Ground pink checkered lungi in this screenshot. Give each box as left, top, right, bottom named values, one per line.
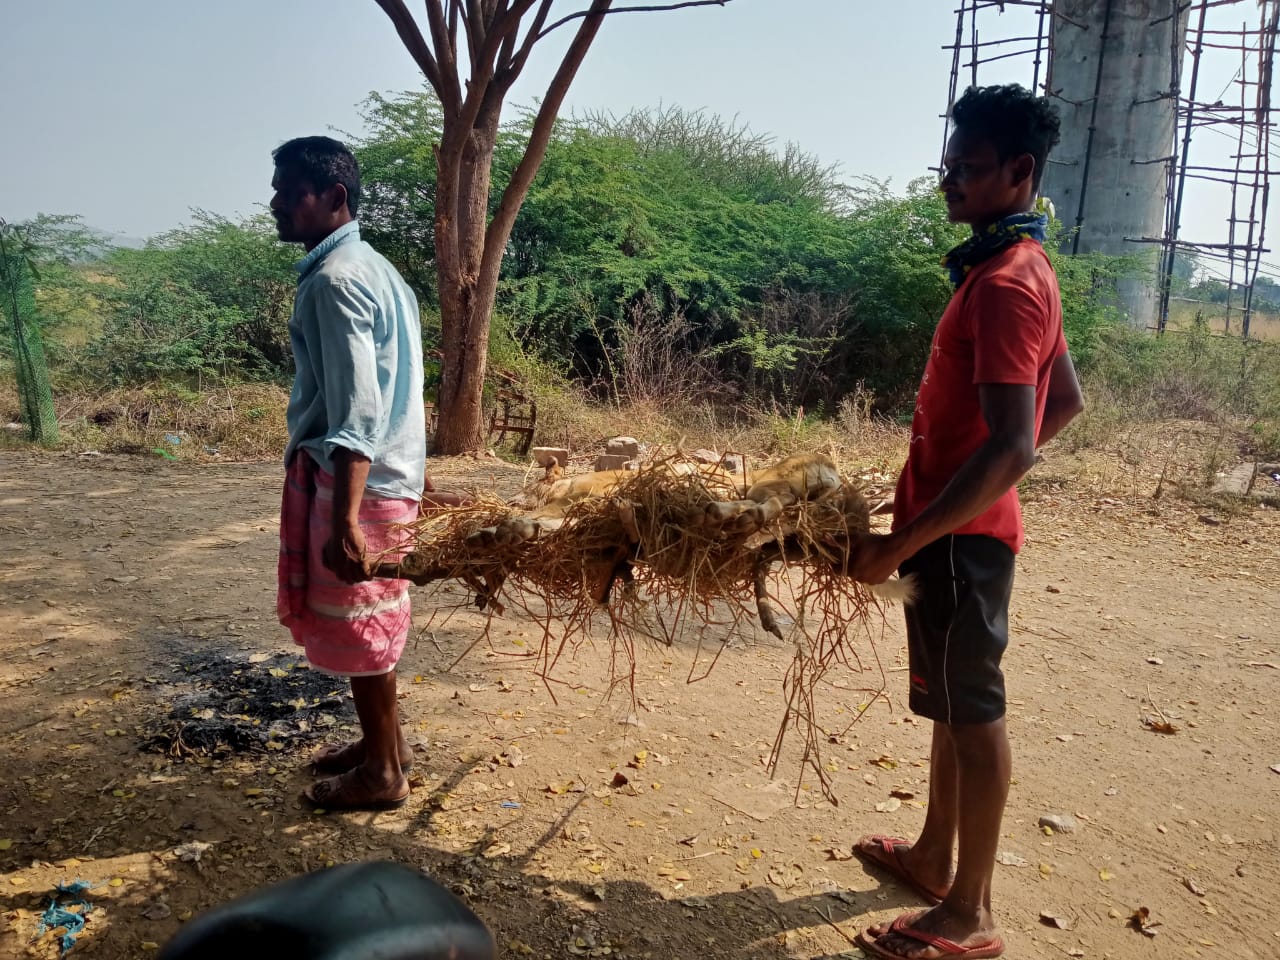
left=277, top=452, right=419, bottom=677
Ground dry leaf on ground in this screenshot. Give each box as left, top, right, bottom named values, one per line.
left=1128, top=906, right=1161, bottom=937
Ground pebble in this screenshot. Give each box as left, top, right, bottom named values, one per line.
left=1038, top=813, right=1079, bottom=835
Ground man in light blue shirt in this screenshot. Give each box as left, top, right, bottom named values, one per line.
left=283, top=214, right=425, bottom=502
left=271, top=136, right=424, bottom=812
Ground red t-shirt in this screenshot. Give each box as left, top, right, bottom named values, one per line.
left=892, top=239, right=1068, bottom=554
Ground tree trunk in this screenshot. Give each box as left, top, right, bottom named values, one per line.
left=433, top=109, right=500, bottom=454
left=372, top=0, right=624, bottom=454
left=431, top=5, right=612, bottom=453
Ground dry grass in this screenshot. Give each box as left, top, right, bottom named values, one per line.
left=0, top=372, right=1261, bottom=509
left=1040, top=414, right=1263, bottom=505
left=1166, top=301, right=1280, bottom=340
left=1, top=370, right=910, bottom=472
left=526, top=382, right=910, bottom=481
left=0, top=355, right=1263, bottom=509
left=384, top=454, right=891, bottom=800
left=0, top=380, right=290, bottom=462
left=3, top=371, right=1269, bottom=795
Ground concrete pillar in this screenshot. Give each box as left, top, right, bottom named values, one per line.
left=1041, top=0, right=1188, bottom=328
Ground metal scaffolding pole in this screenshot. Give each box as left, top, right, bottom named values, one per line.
left=1239, top=0, right=1279, bottom=337
left=1157, top=0, right=1210, bottom=333
left=939, top=1, right=1278, bottom=340
left=939, top=1, right=1055, bottom=167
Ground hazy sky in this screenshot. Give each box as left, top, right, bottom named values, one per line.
left=2, top=0, right=1272, bottom=279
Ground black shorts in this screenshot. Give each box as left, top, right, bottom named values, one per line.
left=899, top=534, right=1015, bottom=725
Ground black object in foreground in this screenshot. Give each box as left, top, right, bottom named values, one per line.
left=158, top=861, right=495, bottom=960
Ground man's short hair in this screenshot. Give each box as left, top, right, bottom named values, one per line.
left=951, top=85, right=1061, bottom=191
left=272, top=136, right=361, bottom=216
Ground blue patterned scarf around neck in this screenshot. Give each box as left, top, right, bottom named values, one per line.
left=942, top=212, right=1049, bottom=289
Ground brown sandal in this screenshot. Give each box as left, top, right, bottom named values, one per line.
left=302, top=768, right=410, bottom=812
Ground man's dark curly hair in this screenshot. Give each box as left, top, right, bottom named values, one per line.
left=951, top=84, right=1061, bottom=191
left=272, top=136, right=361, bottom=217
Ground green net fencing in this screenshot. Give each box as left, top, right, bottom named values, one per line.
left=1, top=250, right=59, bottom=443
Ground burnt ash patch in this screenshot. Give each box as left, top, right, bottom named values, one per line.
left=141, top=649, right=354, bottom=759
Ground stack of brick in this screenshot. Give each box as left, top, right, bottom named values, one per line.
left=690, top=448, right=745, bottom=474
left=595, top=436, right=640, bottom=472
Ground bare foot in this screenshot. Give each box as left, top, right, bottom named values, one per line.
left=303, top=765, right=410, bottom=812
left=311, top=738, right=414, bottom=774
left=858, top=906, right=1003, bottom=960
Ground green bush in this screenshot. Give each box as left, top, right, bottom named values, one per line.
left=84, top=274, right=252, bottom=383
left=50, top=213, right=299, bottom=387
left=1045, top=240, right=1135, bottom=369
left=35, top=87, right=1272, bottom=470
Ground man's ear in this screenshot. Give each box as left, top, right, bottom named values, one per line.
left=1010, top=153, right=1036, bottom=191
left=324, top=183, right=349, bottom=216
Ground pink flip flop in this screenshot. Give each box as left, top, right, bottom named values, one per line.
left=853, top=834, right=951, bottom=904
left=855, top=912, right=1004, bottom=960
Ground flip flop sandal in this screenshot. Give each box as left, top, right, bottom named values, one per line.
left=883, top=913, right=1004, bottom=959
left=854, top=834, right=950, bottom=904
left=855, top=913, right=1004, bottom=960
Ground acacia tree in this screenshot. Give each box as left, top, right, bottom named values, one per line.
left=372, top=0, right=733, bottom=453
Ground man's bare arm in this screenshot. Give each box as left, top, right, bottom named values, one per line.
left=846, top=383, right=1037, bottom=583
left=890, top=382, right=1038, bottom=558
left=325, top=447, right=373, bottom=583
left=1036, top=350, right=1085, bottom=448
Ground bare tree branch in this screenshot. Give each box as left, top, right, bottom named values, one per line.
left=475, top=0, right=610, bottom=311
left=371, top=0, right=445, bottom=93
left=425, top=0, right=463, bottom=108
left=493, top=0, right=528, bottom=75
left=495, top=21, right=519, bottom=73
left=448, top=0, right=461, bottom=53
left=472, top=0, right=538, bottom=79
left=501, top=0, right=554, bottom=88
left=466, top=0, right=487, bottom=62
left=536, top=0, right=731, bottom=41
left=461, top=1, right=509, bottom=75
left=450, top=0, right=540, bottom=144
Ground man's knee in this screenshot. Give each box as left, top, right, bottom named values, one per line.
left=942, top=717, right=1008, bottom=762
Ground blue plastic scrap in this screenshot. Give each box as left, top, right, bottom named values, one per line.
left=35, top=880, right=95, bottom=956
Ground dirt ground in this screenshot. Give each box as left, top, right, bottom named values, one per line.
left=1, top=447, right=1277, bottom=960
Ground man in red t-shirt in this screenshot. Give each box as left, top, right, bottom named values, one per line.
left=848, top=85, right=1085, bottom=960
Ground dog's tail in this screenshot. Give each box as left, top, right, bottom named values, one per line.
left=868, top=572, right=917, bottom=605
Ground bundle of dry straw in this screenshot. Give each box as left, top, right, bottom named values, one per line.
left=376, top=454, right=894, bottom=799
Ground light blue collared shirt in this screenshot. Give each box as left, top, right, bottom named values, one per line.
left=284, top=221, right=426, bottom=500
